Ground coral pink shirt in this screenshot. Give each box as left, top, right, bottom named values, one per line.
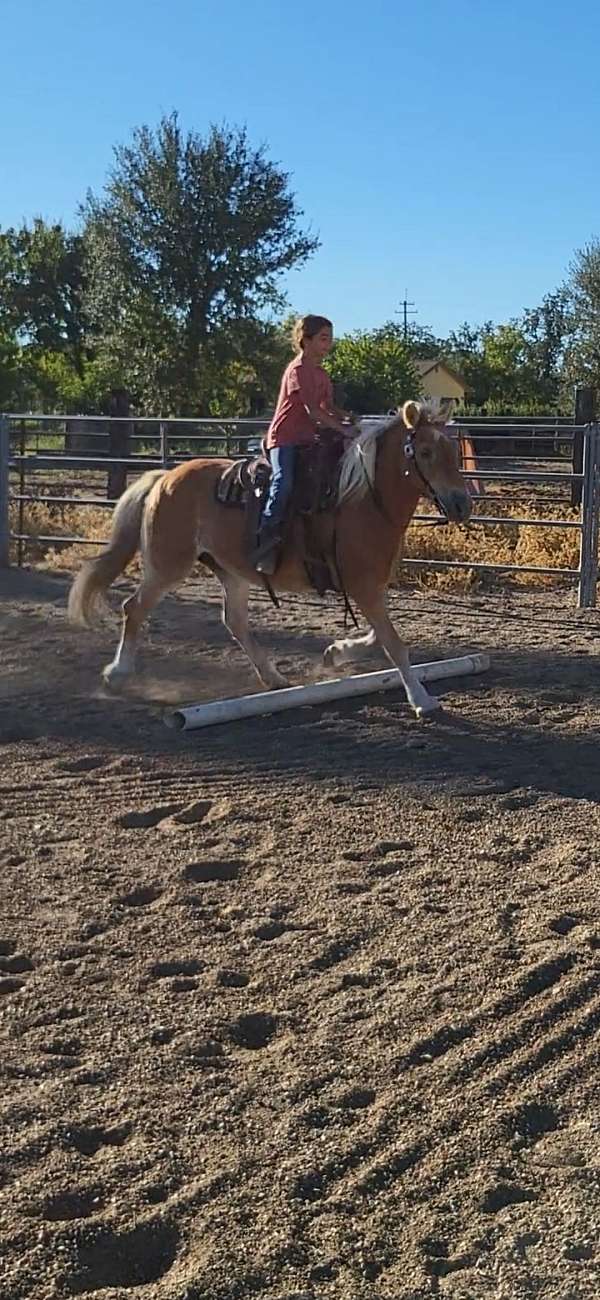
left=267, top=354, right=334, bottom=448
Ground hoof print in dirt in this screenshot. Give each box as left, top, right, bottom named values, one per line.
left=117, top=884, right=163, bottom=908
left=564, top=1243, right=595, bottom=1261
left=548, top=913, right=580, bottom=937
left=216, top=968, right=250, bottom=988
left=39, top=1187, right=103, bottom=1222
left=339, top=1087, right=376, bottom=1110
left=63, top=1218, right=179, bottom=1292
left=43, top=1038, right=82, bottom=1059
left=0, top=977, right=26, bottom=995
left=230, top=1011, right=277, bottom=1050
left=58, top=756, right=107, bottom=773
left=482, top=1182, right=536, bottom=1214
left=117, top=804, right=182, bottom=829
left=65, top=1122, right=132, bottom=1158
left=507, top=1100, right=559, bottom=1142
left=253, top=921, right=287, bottom=941
left=375, top=839, right=414, bottom=855
left=184, top=861, right=241, bottom=884
left=339, top=971, right=374, bottom=990
left=368, top=860, right=405, bottom=879
left=171, top=799, right=214, bottom=824
left=0, top=953, right=34, bottom=974
left=150, top=959, right=204, bottom=979
left=310, top=935, right=363, bottom=972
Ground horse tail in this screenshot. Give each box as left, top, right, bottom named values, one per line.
left=68, top=469, right=165, bottom=627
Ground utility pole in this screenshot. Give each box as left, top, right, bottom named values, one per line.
left=397, top=290, right=417, bottom=341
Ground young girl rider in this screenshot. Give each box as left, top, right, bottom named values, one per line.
left=255, top=314, right=354, bottom=573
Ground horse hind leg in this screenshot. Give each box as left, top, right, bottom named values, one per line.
left=103, top=570, right=171, bottom=687
left=220, top=572, right=288, bottom=691
left=103, top=535, right=196, bottom=687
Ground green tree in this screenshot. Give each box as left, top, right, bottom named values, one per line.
left=81, top=114, right=318, bottom=413
left=326, top=327, right=421, bottom=413
left=483, top=322, right=534, bottom=409
left=444, top=322, right=494, bottom=409
left=563, top=241, right=600, bottom=392
left=0, top=218, right=94, bottom=411
left=0, top=219, right=87, bottom=369
left=520, top=291, right=571, bottom=409
left=443, top=304, right=571, bottom=415
left=0, top=331, right=23, bottom=408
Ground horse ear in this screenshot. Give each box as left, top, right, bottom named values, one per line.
left=402, top=400, right=421, bottom=429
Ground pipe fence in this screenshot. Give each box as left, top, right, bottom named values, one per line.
left=1, top=412, right=598, bottom=607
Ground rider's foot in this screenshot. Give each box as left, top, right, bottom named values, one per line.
left=255, top=553, right=277, bottom=575
left=254, top=522, right=281, bottom=575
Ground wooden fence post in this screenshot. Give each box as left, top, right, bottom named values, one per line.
left=577, top=422, right=600, bottom=607
left=107, top=389, right=132, bottom=500
left=572, top=386, right=596, bottom=508
left=0, top=415, right=9, bottom=567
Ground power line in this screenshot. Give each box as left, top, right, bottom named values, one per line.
left=396, top=290, right=417, bottom=341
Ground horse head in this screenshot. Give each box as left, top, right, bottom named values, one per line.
left=401, top=399, right=472, bottom=525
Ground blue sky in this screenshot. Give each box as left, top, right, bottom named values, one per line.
left=2, top=0, right=600, bottom=338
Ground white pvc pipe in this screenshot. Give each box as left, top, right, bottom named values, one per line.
left=164, top=653, right=490, bottom=732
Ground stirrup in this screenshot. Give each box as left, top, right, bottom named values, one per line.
left=255, top=542, right=279, bottom=575
left=254, top=524, right=281, bottom=576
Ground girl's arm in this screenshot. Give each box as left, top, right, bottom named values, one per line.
left=302, top=401, right=347, bottom=435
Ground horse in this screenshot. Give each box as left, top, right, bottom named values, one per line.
left=68, top=399, right=472, bottom=718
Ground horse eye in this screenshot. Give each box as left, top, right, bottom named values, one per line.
left=420, top=446, right=432, bottom=460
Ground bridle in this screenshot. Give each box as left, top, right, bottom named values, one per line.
left=403, top=429, right=450, bottom=526
left=357, top=419, right=453, bottom=527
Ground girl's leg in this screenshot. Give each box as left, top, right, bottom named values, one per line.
left=256, top=445, right=297, bottom=573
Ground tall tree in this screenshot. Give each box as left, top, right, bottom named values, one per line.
left=0, top=219, right=86, bottom=370
left=520, top=290, right=571, bottom=408
left=563, top=241, right=600, bottom=392
left=81, top=115, right=319, bottom=413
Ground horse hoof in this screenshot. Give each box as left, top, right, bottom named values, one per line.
left=415, top=699, right=442, bottom=721
left=103, top=663, right=130, bottom=689
left=265, top=673, right=289, bottom=691
left=323, top=645, right=340, bottom=668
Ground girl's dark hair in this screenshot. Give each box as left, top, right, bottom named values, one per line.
left=292, top=314, right=333, bottom=352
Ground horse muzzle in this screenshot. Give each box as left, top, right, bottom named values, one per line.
left=441, top=489, right=472, bottom=524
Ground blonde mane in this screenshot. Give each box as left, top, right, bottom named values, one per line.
left=337, top=413, right=400, bottom=505
left=337, top=399, right=453, bottom=507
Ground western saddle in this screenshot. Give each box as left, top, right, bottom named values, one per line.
left=214, top=434, right=346, bottom=596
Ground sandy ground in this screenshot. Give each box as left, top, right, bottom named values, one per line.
left=1, top=565, right=600, bottom=1300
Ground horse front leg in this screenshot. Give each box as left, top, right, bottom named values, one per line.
left=356, top=592, right=441, bottom=719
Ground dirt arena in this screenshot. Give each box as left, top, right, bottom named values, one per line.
left=1, top=566, right=600, bottom=1300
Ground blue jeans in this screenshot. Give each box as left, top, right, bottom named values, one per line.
left=261, top=445, right=297, bottom=529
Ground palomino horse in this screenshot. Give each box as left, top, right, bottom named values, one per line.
left=68, top=400, right=472, bottom=718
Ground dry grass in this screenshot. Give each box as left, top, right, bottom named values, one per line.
left=10, top=491, right=581, bottom=594
left=9, top=500, right=111, bottom=571
left=401, top=496, right=580, bottom=591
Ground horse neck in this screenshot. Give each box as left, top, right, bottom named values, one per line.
left=375, top=428, right=421, bottom=530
